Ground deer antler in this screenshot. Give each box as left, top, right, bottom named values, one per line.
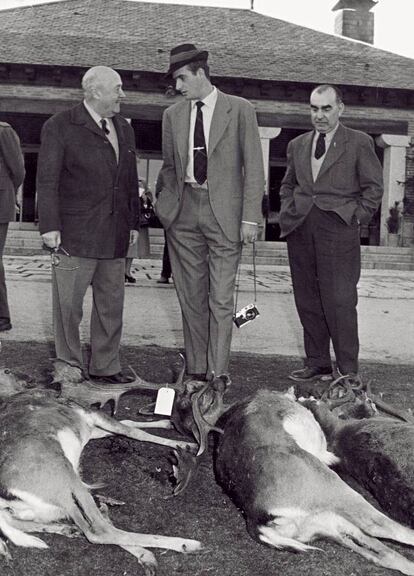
left=320, top=376, right=355, bottom=409
left=190, top=382, right=225, bottom=456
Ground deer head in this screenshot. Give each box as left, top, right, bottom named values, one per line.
left=170, top=372, right=231, bottom=496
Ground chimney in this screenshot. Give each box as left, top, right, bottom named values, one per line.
left=332, top=0, right=378, bottom=45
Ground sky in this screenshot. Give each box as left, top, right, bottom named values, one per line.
left=0, top=0, right=413, bottom=59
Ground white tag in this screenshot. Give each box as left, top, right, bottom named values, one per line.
left=154, top=387, right=175, bottom=416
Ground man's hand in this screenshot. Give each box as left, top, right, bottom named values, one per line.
left=130, top=230, right=139, bottom=245
left=241, top=222, right=258, bottom=244
left=42, top=231, right=61, bottom=249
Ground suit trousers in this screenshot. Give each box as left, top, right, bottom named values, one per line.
left=166, top=184, right=242, bottom=377
left=286, top=205, right=361, bottom=374
left=52, top=255, right=125, bottom=376
left=0, top=223, right=10, bottom=319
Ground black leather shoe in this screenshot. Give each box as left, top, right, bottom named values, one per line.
left=185, top=373, right=207, bottom=381
left=125, top=274, right=136, bottom=284
left=90, top=372, right=135, bottom=384
left=0, top=319, right=12, bottom=332
left=288, top=366, right=332, bottom=382
left=156, top=276, right=169, bottom=284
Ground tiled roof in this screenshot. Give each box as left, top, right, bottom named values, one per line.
left=0, top=0, right=413, bottom=90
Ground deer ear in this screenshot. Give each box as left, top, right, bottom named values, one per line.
left=285, top=386, right=297, bottom=401
left=212, top=374, right=231, bottom=392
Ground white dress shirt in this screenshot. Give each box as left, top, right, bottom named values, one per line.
left=83, top=100, right=119, bottom=162
left=185, top=86, right=218, bottom=188
left=311, top=124, right=339, bottom=182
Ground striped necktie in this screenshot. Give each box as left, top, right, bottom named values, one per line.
left=100, top=118, right=110, bottom=135
left=193, top=101, right=207, bottom=185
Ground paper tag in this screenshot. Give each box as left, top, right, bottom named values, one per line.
left=154, top=387, right=176, bottom=416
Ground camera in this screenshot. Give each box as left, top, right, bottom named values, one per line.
left=233, top=303, right=260, bottom=328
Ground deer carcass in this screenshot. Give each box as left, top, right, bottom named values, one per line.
left=51, top=359, right=175, bottom=415
left=302, top=393, right=414, bottom=529
left=174, top=383, right=414, bottom=574
left=0, top=376, right=200, bottom=575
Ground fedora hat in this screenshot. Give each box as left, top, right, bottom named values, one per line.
left=165, top=43, right=208, bottom=77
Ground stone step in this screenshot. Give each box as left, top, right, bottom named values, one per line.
left=4, top=229, right=414, bottom=270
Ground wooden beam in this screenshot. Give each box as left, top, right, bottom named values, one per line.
left=0, top=84, right=409, bottom=135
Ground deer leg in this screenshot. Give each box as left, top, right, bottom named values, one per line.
left=87, top=410, right=196, bottom=450
left=5, top=517, right=81, bottom=538
left=67, top=478, right=202, bottom=558
left=120, top=419, right=174, bottom=430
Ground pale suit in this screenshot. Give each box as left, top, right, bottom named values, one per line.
left=156, top=89, right=264, bottom=377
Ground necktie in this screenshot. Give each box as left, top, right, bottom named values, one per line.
left=193, top=101, right=207, bottom=185
left=100, top=118, right=110, bottom=136
left=314, top=132, right=326, bottom=160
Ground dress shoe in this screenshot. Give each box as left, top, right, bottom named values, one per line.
left=288, top=366, right=332, bottom=382
left=0, top=319, right=12, bottom=332
left=90, top=372, right=135, bottom=384
left=185, top=372, right=207, bottom=381
left=156, top=276, right=169, bottom=284
left=125, top=274, right=136, bottom=284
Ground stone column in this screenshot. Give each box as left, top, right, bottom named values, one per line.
left=258, top=127, right=281, bottom=240
left=376, top=134, right=411, bottom=246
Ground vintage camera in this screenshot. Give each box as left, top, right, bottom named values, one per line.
left=233, top=303, right=260, bottom=328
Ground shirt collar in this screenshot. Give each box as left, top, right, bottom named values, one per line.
left=315, top=122, right=339, bottom=145
left=192, top=86, right=218, bottom=110
left=83, top=99, right=106, bottom=127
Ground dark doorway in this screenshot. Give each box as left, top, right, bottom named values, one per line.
left=22, top=152, right=38, bottom=222
left=265, top=165, right=286, bottom=241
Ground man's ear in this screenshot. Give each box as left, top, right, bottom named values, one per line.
left=338, top=102, right=345, bottom=117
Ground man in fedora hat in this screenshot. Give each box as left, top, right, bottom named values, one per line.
left=155, top=43, right=264, bottom=380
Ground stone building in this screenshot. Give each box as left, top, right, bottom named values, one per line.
left=0, top=0, right=413, bottom=248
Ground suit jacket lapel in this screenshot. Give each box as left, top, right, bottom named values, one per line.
left=298, top=131, right=314, bottom=185
left=208, top=91, right=231, bottom=157
left=112, top=115, right=126, bottom=168
left=71, top=102, right=106, bottom=140
left=317, top=123, right=347, bottom=180
left=174, top=101, right=191, bottom=178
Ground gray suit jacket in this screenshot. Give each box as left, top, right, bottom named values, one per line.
left=0, top=122, right=25, bottom=224
left=279, top=123, right=384, bottom=238
left=155, top=90, right=265, bottom=242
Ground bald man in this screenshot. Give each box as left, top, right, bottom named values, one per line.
left=37, top=66, right=139, bottom=383
left=279, top=84, right=383, bottom=386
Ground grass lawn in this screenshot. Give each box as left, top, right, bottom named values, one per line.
left=0, top=340, right=413, bottom=576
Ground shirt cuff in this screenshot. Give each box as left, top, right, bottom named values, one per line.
left=242, top=221, right=258, bottom=225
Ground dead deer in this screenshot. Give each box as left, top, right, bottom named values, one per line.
left=301, top=390, right=414, bottom=530
left=0, top=372, right=200, bottom=574
left=173, top=382, right=414, bottom=574
left=51, top=359, right=175, bottom=415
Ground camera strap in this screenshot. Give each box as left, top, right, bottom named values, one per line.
left=233, top=241, right=257, bottom=316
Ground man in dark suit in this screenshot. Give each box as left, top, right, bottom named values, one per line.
left=0, top=122, right=25, bottom=331
left=156, top=44, right=264, bottom=380
left=279, top=84, right=383, bottom=385
left=37, top=66, right=139, bottom=383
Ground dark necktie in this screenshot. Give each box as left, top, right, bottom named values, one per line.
left=193, top=101, right=207, bottom=185
left=314, top=132, right=326, bottom=160
left=100, top=118, right=110, bottom=136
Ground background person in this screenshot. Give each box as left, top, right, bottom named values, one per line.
left=125, top=178, right=151, bottom=283
left=279, top=84, right=383, bottom=386
left=0, top=122, right=25, bottom=332
left=37, top=65, right=139, bottom=384
left=155, top=43, right=264, bottom=380
left=156, top=231, right=172, bottom=284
